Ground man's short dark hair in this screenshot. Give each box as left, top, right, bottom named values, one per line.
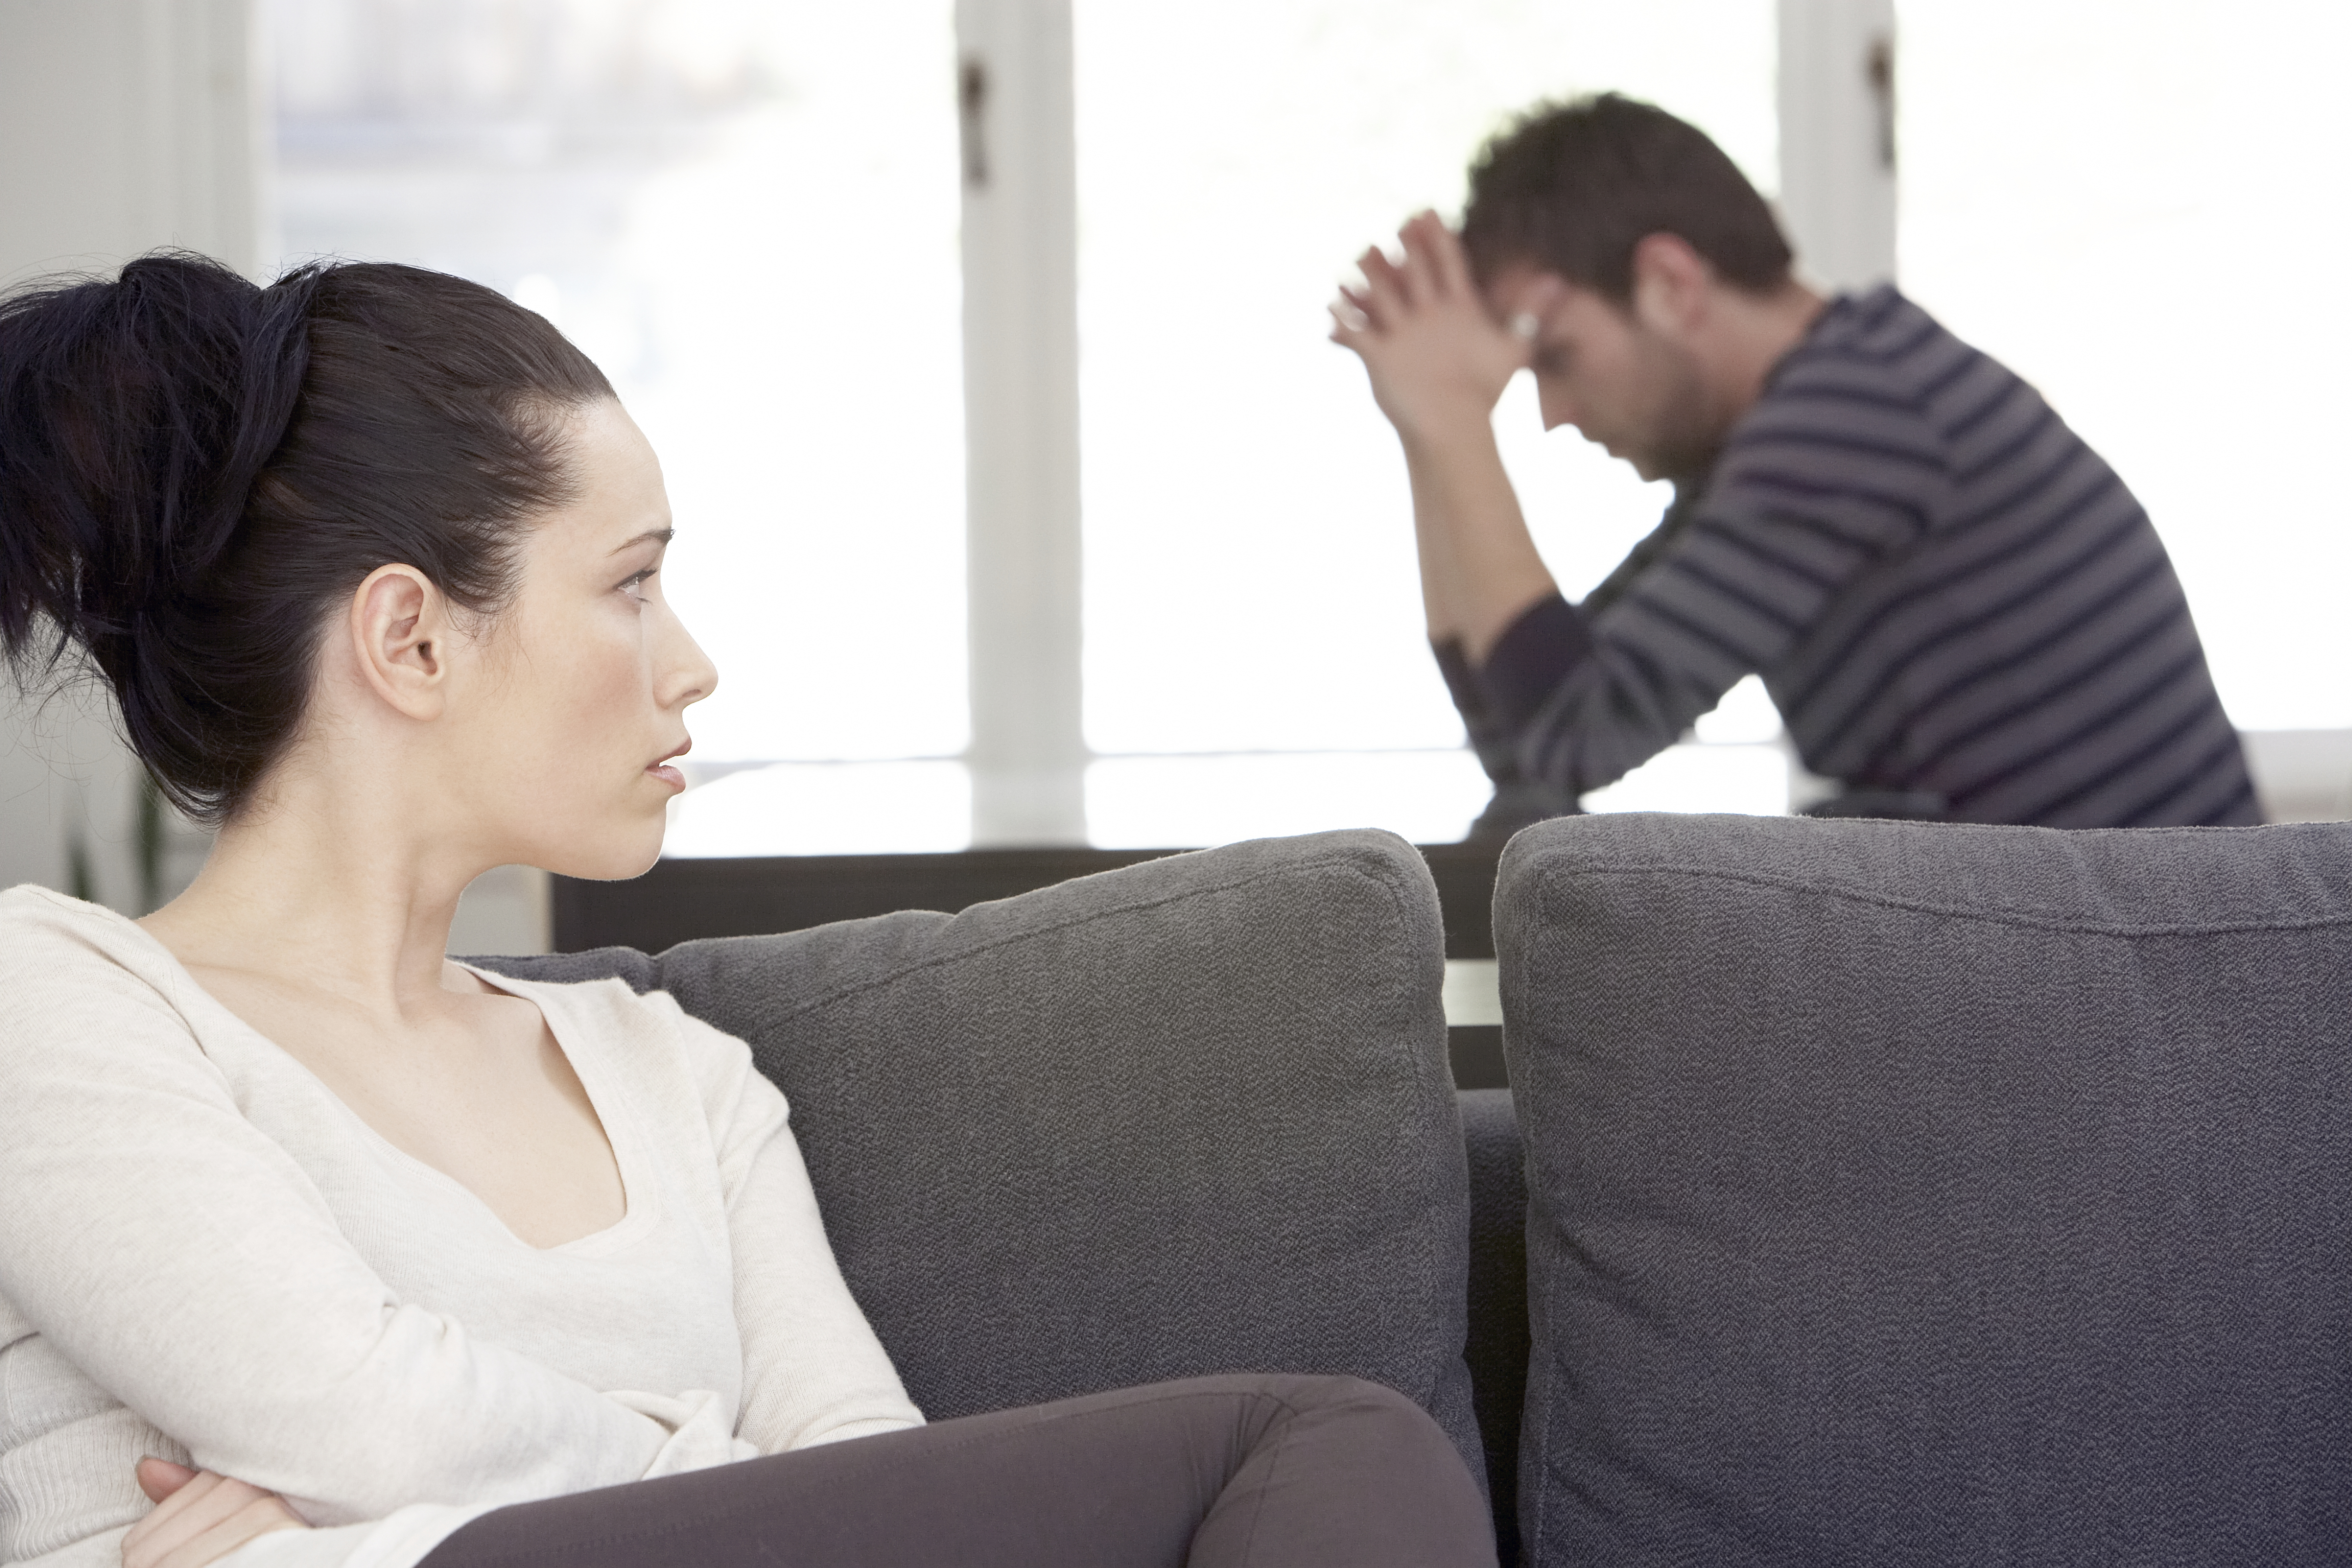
left=1461, top=93, right=1793, bottom=303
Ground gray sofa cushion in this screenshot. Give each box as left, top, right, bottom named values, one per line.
left=479, top=828, right=1482, bottom=1482
left=1496, top=813, right=2352, bottom=1567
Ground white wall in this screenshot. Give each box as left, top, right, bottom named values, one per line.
left=0, top=0, right=265, bottom=912
left=0, top=0, right=265, bottom=288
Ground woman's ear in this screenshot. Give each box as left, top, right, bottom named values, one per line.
left=347, top=564, right=455, bottom=720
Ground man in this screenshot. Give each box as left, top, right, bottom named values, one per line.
left=1331, top=94, right=2258, bottom=829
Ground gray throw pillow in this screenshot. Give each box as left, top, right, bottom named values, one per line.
left=481, top=828, right=1482, bottom=1482
left=1497, top=813, right=2352, bottom=1566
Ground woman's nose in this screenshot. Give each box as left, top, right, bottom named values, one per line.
left=659, top=610, right=719, bottom=709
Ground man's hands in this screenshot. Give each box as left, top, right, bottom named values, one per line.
left=1329, top=211, right=1531, bottom=445
left=125, top=1458, right=309, bottom=1568
left=1330, top=210, right=1561, bottom=657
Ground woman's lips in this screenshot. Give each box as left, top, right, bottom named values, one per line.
left=648, top=739, right=691, bottom=791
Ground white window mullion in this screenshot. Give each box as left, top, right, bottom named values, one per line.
left=955, top=0, right=1088, bottom=846
left=1776, top=0, right=1898, bottom=293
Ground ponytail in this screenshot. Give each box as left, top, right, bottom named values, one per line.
left=0, top=252, right=612, bottom=823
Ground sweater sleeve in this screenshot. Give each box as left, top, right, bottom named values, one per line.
left=0, top=918, right=746, bottom=1535
left=654, top=997, right=923, bottom=1452
left=1481, top=371, right=1950, bottom=795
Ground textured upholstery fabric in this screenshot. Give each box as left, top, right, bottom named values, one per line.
left=1460, top=1089, right=1529, bottom=1566
left=1497, top=813, right=2352, bottom=1567
left=479, top=829, right=1484, bottom=1483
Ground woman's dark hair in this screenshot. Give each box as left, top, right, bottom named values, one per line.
left=1461, top=93, right=1794, bottom=302
left=0, top=253, right=613, bottom=825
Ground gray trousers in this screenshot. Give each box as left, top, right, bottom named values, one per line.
left=422, top=1374, right=1496, bottom=1568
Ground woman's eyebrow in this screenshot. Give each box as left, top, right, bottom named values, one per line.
left=607, top=527, right=675, bottom=556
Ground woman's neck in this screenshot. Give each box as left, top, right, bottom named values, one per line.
left=139, top=762, right=496, bottom=1022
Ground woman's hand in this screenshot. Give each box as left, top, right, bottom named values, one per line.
left=124, top=1458, right=309, bottom=1568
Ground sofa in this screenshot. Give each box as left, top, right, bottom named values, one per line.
left=477, top=829, right=1504, bottom=1518
left=485, top=812, right=2352, bottom=1565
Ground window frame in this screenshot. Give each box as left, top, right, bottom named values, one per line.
left=952, top=0, right=1897, bottom=844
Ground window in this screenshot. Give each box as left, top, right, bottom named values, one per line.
left=1072, top=0, right=1778, bottom=757
left=1064, top=0, right=1787, bottom=842
left=1896, top=0, right=2352, bottom=732
left=271, top=0, right=968, bottom=767
left=267, top=2, right=1883, bottom=855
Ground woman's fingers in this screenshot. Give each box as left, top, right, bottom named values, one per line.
left=124, top=1470, right=230, bottom=1568
left=145, top=1495, right=306, bottom=1568
left=123, top=1471, right=304, bottom=1568
left=135, top=1458, right=199, bottom=1505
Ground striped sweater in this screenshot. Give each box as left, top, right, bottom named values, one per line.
left=1447, top=285, right=2260, bottom=827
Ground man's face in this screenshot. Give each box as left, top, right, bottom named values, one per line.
left=1487, top=264, right=1721, bottom=484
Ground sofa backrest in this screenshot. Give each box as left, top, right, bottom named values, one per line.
left=1497, top=813, right=2352, bottom=1566
left=480, top=828, right=1484, bottom=1483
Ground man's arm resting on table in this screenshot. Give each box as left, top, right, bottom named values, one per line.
left=1471, top=592, right=1592, bottom=730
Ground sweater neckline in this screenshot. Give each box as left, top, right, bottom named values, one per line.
left=18, top=886, right=659, bottom=1258
left=449, top=964, right=661, bottom=1258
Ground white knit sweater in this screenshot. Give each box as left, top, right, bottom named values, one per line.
left=0, top=886, right=922, bottom=1568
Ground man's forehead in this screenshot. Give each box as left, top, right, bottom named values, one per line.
left=1483, top=262, right=1594, bottom=321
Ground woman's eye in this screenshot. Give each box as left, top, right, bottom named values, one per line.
left=619, top=569, right=656, bottom=599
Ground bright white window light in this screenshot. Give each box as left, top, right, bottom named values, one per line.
left=270, top=0, right=968, bottom=765
left=1072, top=0, right=1775, bottom=758
left=1582, top=744, right=1791, bottom=817
left=1897, top=0, right=2352, bottom=730
left=1692, top=673, right=1784, bottom=745
left=1085, top=751, right=1495, bottom=849
left=510, top=272, right=563, bottom=325
left=663, top=761, right=972, bottom=857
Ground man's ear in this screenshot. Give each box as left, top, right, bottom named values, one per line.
left=348, top=564, right=454, bottom=721
left=1627, top=232, right=1715, bottom=338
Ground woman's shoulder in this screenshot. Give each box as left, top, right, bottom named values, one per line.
left=471, top=968, right=786, bottom=1168
left=461, top=964, right=679, bottom=1035
left=463, top=966, right=764, bottom=1103
left=0, top=888, right=216, bottom=1094
left=1, top=880, right=123, bottom=928
left=0, top=884, right=167, bottom=987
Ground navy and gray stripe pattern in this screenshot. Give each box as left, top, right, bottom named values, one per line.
left=1465, top=285, right=2259, bottom=827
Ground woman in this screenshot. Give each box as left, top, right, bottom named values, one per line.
left=0, top=255, right=1493, bottom=1568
